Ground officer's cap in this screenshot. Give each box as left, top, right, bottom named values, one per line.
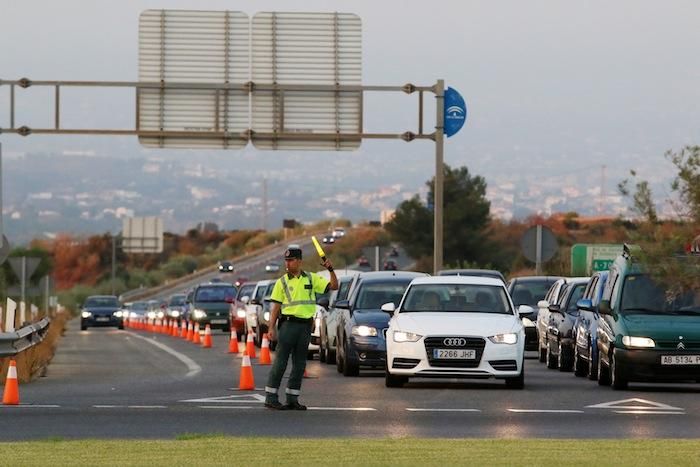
left=284, top=247, right=303, bottom=260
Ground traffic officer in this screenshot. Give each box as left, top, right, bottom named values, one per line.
left=264, top=246, right=338, bottom=410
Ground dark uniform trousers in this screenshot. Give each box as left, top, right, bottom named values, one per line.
left=265, top=318, right=312, bottom=404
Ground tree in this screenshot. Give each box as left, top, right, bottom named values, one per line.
left=666, top=145, right=700, bottom=223
left=386, top=164, right=491, bottom=267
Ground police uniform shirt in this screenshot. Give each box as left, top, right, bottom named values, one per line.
left=270, top=271, right=330, bottom=319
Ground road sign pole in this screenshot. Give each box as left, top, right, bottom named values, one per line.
left=433, top=79, right=445, bottom=274
left=535, top=225, right=543, bottom=275
left=21, top=256, right=26, bottom=311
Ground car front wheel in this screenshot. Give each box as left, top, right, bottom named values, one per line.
left=342, top=342, right=359, bottom=377
left=546, top=341, right=557, bottom=369
left=505, top=362, right=525, bottom=389
left=610, top=350, right=628, bottom=390
left=385, top=364, right=408, bottom=388
left=597, top=350, right=611, bottom=386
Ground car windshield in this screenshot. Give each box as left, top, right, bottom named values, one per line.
left=402, top=284, right=513, bottom=315
left=620, top=274, right=700, bottom=314
left=85, top=297, right=119, bottom=307
left=565, top=283, right=587, bottom=312
left=510, top=279, right=557, bottom=306
left=168, top=295, right=186, bottom=306
left=355, top=280, right=412, bottom=310
left=195, top=286, right=237, bottom=302
left=238, top=285, right=255, bottom=300
left=130, top=301, right=149, bottom=311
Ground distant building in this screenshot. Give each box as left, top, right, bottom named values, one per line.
left=380, top=209, right=395, bottom=225
left=196, top=222, right=219, bottom=233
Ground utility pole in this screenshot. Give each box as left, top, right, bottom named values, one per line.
left=433, top=79, right=445, bottom=274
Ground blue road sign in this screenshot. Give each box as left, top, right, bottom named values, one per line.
left=444, top=87, right=467, bottom=137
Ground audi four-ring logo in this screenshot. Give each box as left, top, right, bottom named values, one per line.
left=443, top=337, right=467, bottom=346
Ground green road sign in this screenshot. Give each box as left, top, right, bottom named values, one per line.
left=571, top=244, right=623, bottom=275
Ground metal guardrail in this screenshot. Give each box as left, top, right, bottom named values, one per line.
left=0, top=318, right=51, bottom=357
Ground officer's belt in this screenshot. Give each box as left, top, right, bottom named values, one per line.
left=280, top=314, right=312, bottom=323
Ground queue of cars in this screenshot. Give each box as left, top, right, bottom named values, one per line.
left=88, top=239, right=700, bottom=393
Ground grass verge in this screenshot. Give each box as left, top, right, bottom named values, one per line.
left=0, top=438, right=698, bottom=466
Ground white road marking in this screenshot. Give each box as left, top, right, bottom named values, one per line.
left=307, top=407, right=376, bottom=411
left=406, top=408, right=481, bottom=412
left=614, top=410, right=685, bottom=415
left=93, top=405, right=123, bottom=408
left=126, top=331, right=202, bottom=378
left=586, top=397, right=683, bottom=411
left=199, top=406, right=260, bottom=409
left=127, top=405, right=167, bottom=409
left=180, top=394, right=265, bottom=403
left=508, top=409, right=585, bottom=413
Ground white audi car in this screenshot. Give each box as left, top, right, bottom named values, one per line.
left=383, top=276, right=526, bottom=389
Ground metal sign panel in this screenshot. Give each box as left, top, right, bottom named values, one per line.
left=521, top=225, right=558, bottom=263
left=122, top=217, right=164, bottom=253
left=138, top=10, right=250, bottom=149
left=8, top=257, right=41, bottom=282
left=251, top=12, right=362, bottom=150
left=4, top=298, right=16, bottom=332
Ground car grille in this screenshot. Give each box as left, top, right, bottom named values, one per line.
left=656, top=340, right=700, bottom=350
left=392, top=358, right=420, bottom=369
left=424, top=336, right=485, bottom=368
left=488, top=360, right=518, bottom=371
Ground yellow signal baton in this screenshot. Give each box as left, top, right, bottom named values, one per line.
left=311, top=236, right=327, bottom=261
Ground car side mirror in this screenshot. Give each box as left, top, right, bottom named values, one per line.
left=537, top=300, right=549, bottom=309
left=335, top=299, right=350, bottom=310
left=577, top=298, right=593, bottom=312
left=381, top=302, right=396, bottom=315
left=240, top=295, right=250, bottom=304
left=598, top=300, right=612, bottom=316
left=317, top=297, right=330, bottom=310
left=548, top=304, right=562, bottom=314
left=517, top=305, right=534, bottom=316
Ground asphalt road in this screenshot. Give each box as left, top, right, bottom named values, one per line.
left=4, top=325, right=700, bottom=441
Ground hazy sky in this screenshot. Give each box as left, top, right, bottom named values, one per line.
left=2, top=0, right=699, bottom=195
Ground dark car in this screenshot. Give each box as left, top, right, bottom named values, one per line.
left=507, top=275, right=563, bottom=351
left=322, top=235, right=335, bottom=244
left=81, top=295, right=123, bottom=331
left=357, top=256, right=371, bottom=268
left=218, top=260, right=235, bottom=273
left=543, top=278, right=590, bottom=370
left=572, top=271, right=608, bottom=379
left=383, top=260, right=398, bottom=271
left=165, top=293, right=187, bottom=321
left=334, top=271, right=427, bottom=376
left=187, top=282, right=237, bottom=332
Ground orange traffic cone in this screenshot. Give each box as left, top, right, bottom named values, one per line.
left=228, top=330, right=240, bottom=353
left=193, top=323, right=201, bottom=345
left=186, top=322, right=194, bottom=341
left=246, top=330, right=256, bottom=359
left=180, top=320, right=187, bottom=338
left=259, top=333, right=272, bottom=365
left=202, top=324, right=213, bottom=348
left=172, top=320, right=179, bottom=337
left=239, top=350, right=255, bottom=390
left=2, top=360, right=20, bottom=405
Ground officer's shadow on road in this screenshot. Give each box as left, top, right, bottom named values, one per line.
left=625, top=383, right=700, bottom=394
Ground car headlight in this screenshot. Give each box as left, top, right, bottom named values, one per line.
left=263, top=311, right=270, bottom=321
left=193, top=309, right=207, bottom=320
left=171, top=310, right=180, bottom=318
left=130, top=312, right=139, bottom=319
left=114, top=311, right=123, bottom=318
left=147, top=311, right=156, bottom=319
left=393, top=331, right=422, bottom=342
left=489, top=333, right=518, bottom=344
left=352, top=325, right=377, bottom=337
left=522, top=317, right=535, bottom=327
left=622, top=336, right=656, bottom=348
left=156, top=311, right=165, bottom=319
left=81, top=311, right=92, bottom=318
left=237, top=309, right=246, bottom=318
